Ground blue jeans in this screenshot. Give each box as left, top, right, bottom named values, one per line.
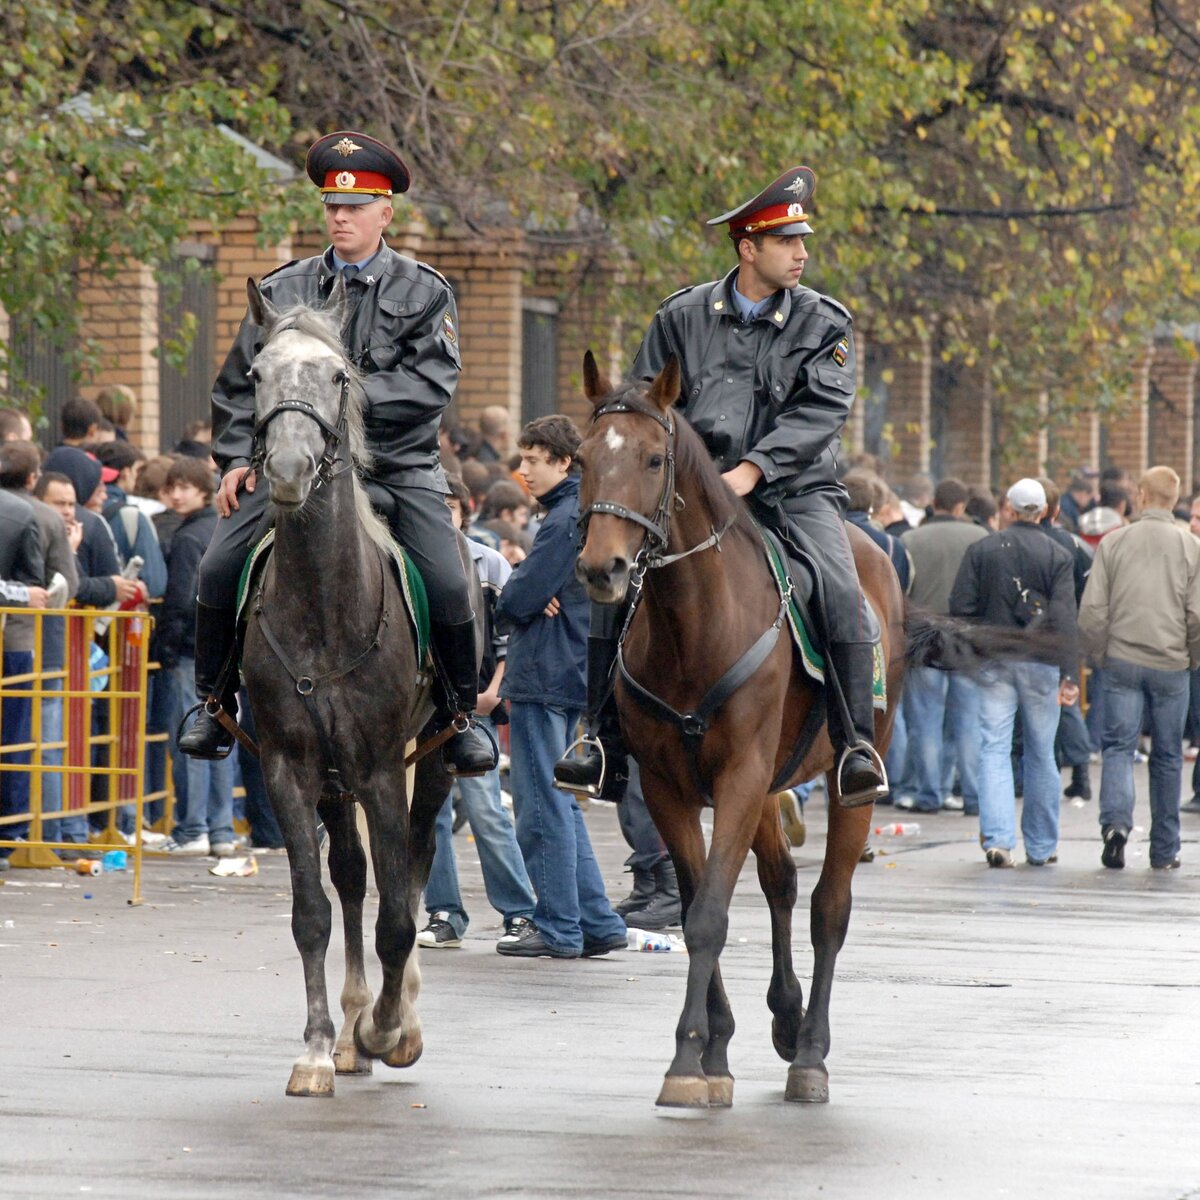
left=508, top=701, right=626, bottom=953
left=38, top=684, right=79, bottom=843
left=235, top=692, right=284, bottom=848
left=903, top=668, right=980, bottom=811
left=884, top=701, right=911, bottom=800
left=0, top=651, right=33, bottom=845
left=424, top=715, right=535, bottom=937
left=1098, top=658, right=1188, bottom=866
left=169, top=659, right=234, bottom=845
left=977, top=661, right=1062, bottom=861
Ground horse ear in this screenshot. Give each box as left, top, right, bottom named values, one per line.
left=324, top=270, right=350, bottom=330
left=646, top=356, right=681, bottom=414
left=246, top=278, right=279, bottom=333
left=582, top=350, right=612, bottom=407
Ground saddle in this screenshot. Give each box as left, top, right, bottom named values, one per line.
left=755, top=521, right=886, bottom=709
left=235, top=527, right=432, bottom=670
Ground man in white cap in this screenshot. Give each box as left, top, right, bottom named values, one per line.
left=949, top=478, right=1079, bottom=867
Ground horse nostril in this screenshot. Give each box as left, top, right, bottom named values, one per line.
left=609, top=557, right=628, bottom=579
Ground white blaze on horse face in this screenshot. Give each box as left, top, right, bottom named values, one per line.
left=605, top=426, right=626, bottom=454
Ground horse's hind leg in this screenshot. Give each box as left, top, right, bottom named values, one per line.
left=317, top=797, right=374, bottom=1076
left=270, top=774, right=337, bottom=1098
left=753, top=796, right=805, bottom=1063
left=786, top=770, right=872, bottom=1104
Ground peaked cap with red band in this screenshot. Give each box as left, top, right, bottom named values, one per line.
left=305, top=130, right=411, bottom=205
left=707, top=166, right=816, bottom=239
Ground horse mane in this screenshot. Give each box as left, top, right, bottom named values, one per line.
left=669, top=408, right=756, bottom=539
left=262, top=303, right=396, bottom=556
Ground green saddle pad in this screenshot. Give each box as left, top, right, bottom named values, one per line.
left=757, top=524, right=887, bottom=710
left=236, top=528, right=431, bottom=667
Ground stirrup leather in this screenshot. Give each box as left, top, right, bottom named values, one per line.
left=554, top=734, right=608, bottom=799
left=834, top=741, right=889, bottom=807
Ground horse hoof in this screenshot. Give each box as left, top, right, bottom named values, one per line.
left=784, top=1064, right=829, bottom=1104
left=286, top=1063, right=335, bottom=1098
left=656, top=1075, right=710, bottom=1108
left=333, top=1045, right=374, bottom=1075
left=353, top=1012, right=398, bottom=1059
left=706, top=1075, right=734, bottom=1108
left=771, top=1020, right=798, bottom=1063
left=382, top=1030, right=423, bottom=1069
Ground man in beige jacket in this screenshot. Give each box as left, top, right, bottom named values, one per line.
left=1078, top=465, right=1200, bottom=870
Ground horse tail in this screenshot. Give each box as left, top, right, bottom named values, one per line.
left=902, top=604, right=1066, bottom=676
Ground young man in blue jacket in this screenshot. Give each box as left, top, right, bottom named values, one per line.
left=495, top=416, right=626, bottom=959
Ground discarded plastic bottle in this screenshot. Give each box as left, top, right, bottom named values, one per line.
left=101, top=850, right=127, bottom=872
left=873, top=822, right=920, bottom=837
left=73, top=859, right=102, bottom=876
left=628, top=929, right=675, bottom=952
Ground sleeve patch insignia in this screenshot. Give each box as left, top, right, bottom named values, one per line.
left=831, top=337, right=849, bottom=367
left=442, top=311, right=457, bottom=343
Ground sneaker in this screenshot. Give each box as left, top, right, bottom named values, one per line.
left=495, top=923, right=578, bottom=959
left=1026, top=854, right=1058, bottom=866
left=160, top=836, right=211, bottom=856
left=942, top=794, right=965, bottom=812
left=1180, top=798, right=1200, bottom=815
left=0, top=856, right=9, bottom=872
left=581, top=932, right=627, bottom=958
left=1101, top=826, right=1127, bottom=870
left=210, top=842, right=239, bottom=858
left=417, top=913, right=463, bottom=949
left=498, top=916, right=534, bottom=946
left=1151, top=857, right=1181, bottom=871
left=894, top=794, right=919, bottom=811
left=985, top=847, right=1014, bottom=869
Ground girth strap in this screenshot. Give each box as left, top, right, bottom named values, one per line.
left=618, top=593, right=789, bottom=794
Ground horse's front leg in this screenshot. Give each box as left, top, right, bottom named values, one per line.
left=752, top=795, right=805, bottom=1064
left=354, top=781, right=415, bottom=1063
left=786, top=769, right=872, bottom=1103
left=317, top=796, right=374, bottom=1076
left=269, top=765, right=337, bottom=1098
left=650, top=776, right=756, bottom=1109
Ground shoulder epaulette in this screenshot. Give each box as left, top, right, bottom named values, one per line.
left=656, top=283, right=703, bottom=311
left=415, top=259, right=453, bottom=289
left=814, top=293, right=853, bottom=323
left=260, top=257, right=304, bottom=283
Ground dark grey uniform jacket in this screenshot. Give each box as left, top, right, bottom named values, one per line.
left=631, top=267, right=856, bottom=504
left=211, top=242, right=460, bottom=494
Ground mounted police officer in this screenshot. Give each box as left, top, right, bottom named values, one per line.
left=555, top=166, right=887, bottom=807
left=178, top=130, right=494, bottom=776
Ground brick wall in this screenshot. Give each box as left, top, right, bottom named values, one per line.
left=881, top=337, right=931, bottom=481
left=1103, top=347, right=1152, bottom=478
left=1148, top=341, right=1197, bottom=494
left=938, top=360, right=991, bottom=486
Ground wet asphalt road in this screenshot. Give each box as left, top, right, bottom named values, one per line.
left=1, top=781, right=1198, bottom=1200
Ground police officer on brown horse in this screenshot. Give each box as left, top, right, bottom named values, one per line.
left=178, top=130, right=494, bottom=776
left=555, top=166, right=887, bottom=807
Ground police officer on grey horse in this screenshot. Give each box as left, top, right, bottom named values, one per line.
left=555, top=166, right=887, bottom=808
left=178, top=130, right=494, bottom=776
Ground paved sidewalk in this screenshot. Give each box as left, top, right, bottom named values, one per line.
left=0, top=775, right=1197, bottom=1199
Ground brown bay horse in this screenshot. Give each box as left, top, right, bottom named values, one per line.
left=573, top=353, right=904, bottom=1108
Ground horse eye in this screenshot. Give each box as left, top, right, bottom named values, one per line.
left=647, top=454, right=665, bottom=471
left=333, top=369, right=347, bottom=386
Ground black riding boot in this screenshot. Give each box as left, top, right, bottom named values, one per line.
left=629, top=858, right=682, bottom=930
left=431, top=619, right=499, bottom=778
left=613, top=863, right=657, bottom=918
left=553, top=636, right=629, bottom=801
left=1064, top=761, right=1092, bottom=800
left=827, top=642, right=888, bottom=808
left=177, top=603, right=239, bottom=760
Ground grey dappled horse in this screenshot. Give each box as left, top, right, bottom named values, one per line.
left=241, top=278, right=454, bottom=1097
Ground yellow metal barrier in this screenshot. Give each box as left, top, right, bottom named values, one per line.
left=0, top=607, right=151, bottom=905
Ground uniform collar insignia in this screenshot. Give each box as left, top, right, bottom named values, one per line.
left=774, top=311, right=784, bottom=323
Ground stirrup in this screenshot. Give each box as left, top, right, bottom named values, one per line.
left=554, top=734, right=607, bottom=799
left=834, top=741, right=889, bottom=809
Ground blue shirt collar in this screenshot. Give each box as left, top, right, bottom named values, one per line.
left=731, top=280, right=774, bottom=323
left=331, top=248, right=381, bottom=273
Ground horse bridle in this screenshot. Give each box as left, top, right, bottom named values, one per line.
left=579, top=397, right=732, bottom=573
left=251, top=358, right=353, bottom=489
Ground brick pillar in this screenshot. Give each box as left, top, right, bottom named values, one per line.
left=882, top=336, right=931, bottom=481
left=1103, top=347, right=1151, bottom=477
left=77, top=262, right=161, bottom=452
left=1047, top=409, right=1100, bottom=482
left=1149, top=340, right=1197, bottom=494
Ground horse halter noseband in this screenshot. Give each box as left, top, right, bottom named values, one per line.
left=251, top=352, right=353, bottom=489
